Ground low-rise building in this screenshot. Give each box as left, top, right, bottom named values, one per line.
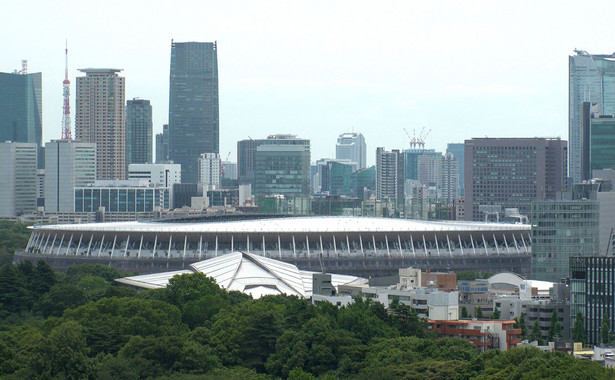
left=427, top=319, right=522, bottom=351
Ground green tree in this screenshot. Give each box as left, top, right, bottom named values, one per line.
left=602, top=312, right=611, bottom=346
left=491, top=306, right=501, bottom=319
left=548, top=310, right=563, bottom=341
left=37, top=283, right=88, bottom=318
left=0, top=264, right=27, bottom=316
left=530, top=320, right=544, bottom=345
left=475, top=307, right=483, bottom=319
left=572, top=311, right=587, bottom=344
left=389, top=297, right=426, bottom=337
left=519, top=312, right=528, bottom=339
left=461, top=306, right=468, bottom=319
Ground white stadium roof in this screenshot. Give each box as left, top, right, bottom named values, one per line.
left=116, top=251, right=368, bottom=299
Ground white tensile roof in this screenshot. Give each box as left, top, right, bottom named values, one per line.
left=115, top=251, right=368, bottom=299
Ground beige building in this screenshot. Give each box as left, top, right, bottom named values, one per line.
left=75, top=68, right=126, bottom=180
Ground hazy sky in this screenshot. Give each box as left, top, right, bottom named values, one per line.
left=3, top=0, right=615, bottom=165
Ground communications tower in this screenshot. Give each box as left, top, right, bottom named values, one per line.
left=61, top=40, right=72, bottom=140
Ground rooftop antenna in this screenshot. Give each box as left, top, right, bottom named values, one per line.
left=61, top=40, right=72, bottom=140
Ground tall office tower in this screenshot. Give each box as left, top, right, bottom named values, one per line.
left=254, top=135, right=310, bottom=198
left=336, top=132, right=367, bottom=169
left=168, top=41, right=219, bottom=183
left=126, top=98, right=152, bottom=166
left=440, top=152, right=459, bottom=205
left=237, top=139, right=259, bottom=188
left=75, top=68, right=126, bottom=180
left=0, top=68, right=42, bottom=147
left=403, top=148, right=435, bottom=181
left=44, top=140, right=96, bottom=212
left=0, top=142, right=37, bottom=217
left=446, top=143, right=465, bottom=196
left=464, top=138, right=567, bottom=221
left=198, top=153, right=221, bottom=190
left=569, top=50, right=615, bottom=185
left=589, top=115, right=615, bottom=173
left=155, top=124, right=170, bottom=163
left=417, top=152, right=443, bottom=188
left=376, top=147, right=405, bottom=205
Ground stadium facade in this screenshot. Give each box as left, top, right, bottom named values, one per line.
left=15, top=215, right=532, bottom=277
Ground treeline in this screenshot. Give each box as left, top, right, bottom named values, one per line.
left=0, top=260, right=613, bottom=379
left=0, top=220, right=30, bottom=266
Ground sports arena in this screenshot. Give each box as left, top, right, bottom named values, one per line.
left=15, top=215, right=532, bottom=277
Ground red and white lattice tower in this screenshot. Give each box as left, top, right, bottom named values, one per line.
left=61, top=40, right=72, bottom=140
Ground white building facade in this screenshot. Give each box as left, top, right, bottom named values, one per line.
left=0, top=142, right=38, bottom=217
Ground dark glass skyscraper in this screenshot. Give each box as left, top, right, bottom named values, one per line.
left=126, top=98, right=153, bottom=166
left=168, top=41, right=219, bottom=183
left=0, top=71, right=42, bottom=147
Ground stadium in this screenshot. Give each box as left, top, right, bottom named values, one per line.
left=15, top=215, right=532, bottom=277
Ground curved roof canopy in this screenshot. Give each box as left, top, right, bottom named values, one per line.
left=116, top=251, right=368, bottom=299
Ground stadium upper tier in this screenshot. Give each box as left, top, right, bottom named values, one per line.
left=24, top=216, right=531, bottom=260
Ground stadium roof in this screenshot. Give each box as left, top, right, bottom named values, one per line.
left=116, top=251, right=368, bottom=299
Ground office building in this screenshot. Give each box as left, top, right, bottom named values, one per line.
left=441, top=152, right=459, bottom=205
left=0, top=69, right=42, bottom=147
left=531, top=200, right=600, bottom=282
left=254, top=135, right=310, bottom=198
left=168, top=41, right=219, bottom=183
left=570, top=256, right=615, bottom=345
left=198, top=153, right=221, bottom=191
left=403, top=148, right=435, bottom=181
left=322, top=161, right=354, bottom=196
left=126, top=98, right=152, bottom=166
left=376, top=147, right=405, bottom=205
left=352, top=166, right=375, bottom=199
left=446, top=143, right=465, bottom=196
left=336, top=132, right=367, bottom=169
left=155, top=124, right=170, bottom=163
left=74, top=180, right=170, bottom=213
left=221, top=161, right=237, bottom=180
left=569, top=50, right=615, bottom=184
left=128, top=163, right=181, bottom=187
left=44, top=140, right=96, bottom=212
left=75, top=68, right=126, bottom=180
left=0, top=142, right=38, bottom=217
left=464, top=138, right=567, bottom=221
left=417, top=151, right=443, bottom=188
left=590, top=116, right=615, bottom=172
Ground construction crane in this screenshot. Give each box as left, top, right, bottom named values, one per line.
left=220, top=152, right=231, bottom=177
left=403, top=127, right=432, bottom=149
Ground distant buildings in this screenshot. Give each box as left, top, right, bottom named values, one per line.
left=74, top=180, right=170, bottom=213
left=198, top=153, right=221, bottom=191
left=446, top=143, right=464, bottom=196
left=155, top=124, right=170, bottom=163
left=168, top=41, right=219, bottom=183
left=75, top=68, right=126, bottom=180
left=464, top=138, right=567, bottom=221
left=589, top=115, right=615, bottom=173
left=0, top=142, right=38, bottom=217
left=336, top=132, right=367, bottom=170
left=375, top=147, right=405, bottom=207
left=126, top=98, right=152, bottom=166
left=0, top=69, right=42, bottom=148
left=44, top=140, right=96, bottom=212
left=127, top=163, right=181, bottom=188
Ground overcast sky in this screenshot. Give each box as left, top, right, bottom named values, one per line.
left=3, top=0, right=615, bottom=166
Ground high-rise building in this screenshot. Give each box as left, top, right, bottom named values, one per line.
left=254, top=135, right=310, bottom=199
left=44, top=140, right=96, bottom=212
left=417, top=152, right=443, bottom=188
left=569, top=50, right=615, bottom=184
left=336, top=132, right=367, bottom=169
left=128, top=163, right=181, bottom=188
left=126, top=98, right=152, bottom=166
left=589, top=115, right=615, bottom=173
left=0, top=69, right=42, bottom=147
left=237, top=139, right=259, bottom=188
left=376, top=147, right=405, bottom=206
left=464, top=138, right=567, bottom=221
left=446, top=143, right=465, bottom=196
left=198, top=153, right=221, bottom=191
left=168, top=41, right=219, bottom=183
left=155, top=124, right=170, bottom=163
left=0, top=142, right=37, bottom=217
left=75, top=68, right=126, bottom=180
left=441, top=152, right=459, bottom=205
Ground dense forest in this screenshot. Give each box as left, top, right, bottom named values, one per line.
left=0, top=222, right=613, bottom=379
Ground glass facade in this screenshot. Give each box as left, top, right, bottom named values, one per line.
left=126, top=98, right=152, bottom=166
left=169, top=42, right=219, bottom=183
left=254, top=141, right=311, bottom=198
left=74, top=187, right=170, bottom=212
left=590, top=116, right=615, bottom=172
left=531, top=200, right=599, bottom=282
left=0, top=72, right=42, bottom=147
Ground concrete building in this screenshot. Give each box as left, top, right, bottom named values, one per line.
left=128, top=163, right=181, bottom=188
left=0, top=142, right=37, bottom=217
left=446, top=143, right=465, bottom=196
left=441, top=152, right=459, bottom=205
left=126, top=98, right=152, bottom=166
left=336, top=132, right=367, bottom=170
left=569, top=50, right=615, bottom=185
left=44, top=140, right=96, bottom=212
left=464, top=138, right=567, bottom=221
left=198, top=153, right=221, bottom=191
left=168, top=41, right=219, bottom=183
left=75, top=68, right=126, bottom=180
left=0, top=69, right=42, bottom=148
left=427, top=319, right=522, bottom=351
left=155, top=124, right=170, bottom=163
left=376, top=147, right=405, bottom=207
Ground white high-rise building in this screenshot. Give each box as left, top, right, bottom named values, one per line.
left=0, top=142, right=37, bottom=217
left=198, top=153, right=221, bottom=190
left=440, top=152, right=459, bottom=205
left=376, top=147, right=404, bottom=204
left=336, top=132, right=367, bottom=170
left=44, top=140, right=96, bottom=212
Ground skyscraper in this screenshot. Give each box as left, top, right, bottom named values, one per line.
left=446, top=143, right=465, bottom=196
left=75, top=68, right=126, bottom=180
left=0, top=142, right=38, bottom=217
left=168, top=41, right=219, bottom=183
left=126, top=98, right=153, bottom=166
left=336, top=132, right=367, bottom=169
left=0, top=69, right=42, bottom=146
left=155, top=124, right=170, bottom=163
left=376, top=147, right=405, bottom=206
left=44, top=140, right=96, bottom=212
left=569, top=50, right=615, bottom=184
left=198, top=153, right=221, bottom=191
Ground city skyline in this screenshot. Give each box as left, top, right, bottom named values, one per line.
left=4, top=1, right=615, bottom=166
